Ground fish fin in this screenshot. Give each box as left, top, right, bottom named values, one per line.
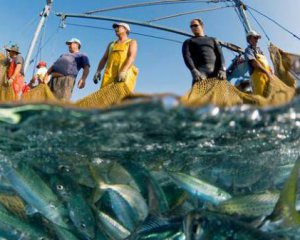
left=267, top=158, right=300, bottom=226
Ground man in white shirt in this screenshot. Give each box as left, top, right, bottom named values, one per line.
left=29, top=61, right=48, bottom=88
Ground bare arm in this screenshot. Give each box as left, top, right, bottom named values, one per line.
left=78, top=65, right=90, bottom=89
left=120, top=40, right=137, bottom=73
left=96, top=43, right=111, bottom=72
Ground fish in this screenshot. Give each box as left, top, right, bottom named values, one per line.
left=2, top=163, right=69, bottom=229
left=50, top=176, right=95, bottom=240
left=101, top=183, right=149, bottom=224
left=265, top=158, right=300, bottom=228
left=127, top=214, right=182, bottom=240
left=183, top=210, right=282, bottom=240
left=53, top=224, right=81, bottom=240
left=97, top=211, right=131, bottom=240
left=167, top=171, right=232, bottom=205
left=214, top=191, right=280, bottom=217
left=120, top=162, right=170, bottom=214
left=0, top=206, right=49, bottom=240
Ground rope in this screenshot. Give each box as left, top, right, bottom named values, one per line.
left=148, top=5, right=234, bottom=22
left=246, top=5, right=300, bottom=41
left=247, top=9, right=270, bottom=41
left=85, top=0, right=225, bottom=14
left=67, top=23, right=183, bottom=44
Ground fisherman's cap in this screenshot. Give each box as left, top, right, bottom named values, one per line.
left=5, top=44, right=20, bottom=54
left=112, top=22, right=131, bottom=32
left=247, top=30, right=261, bottom=38
left=66, top=38, right=81, bottom=46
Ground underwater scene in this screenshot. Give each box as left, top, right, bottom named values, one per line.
left=0, top=96, right=300, bottom=240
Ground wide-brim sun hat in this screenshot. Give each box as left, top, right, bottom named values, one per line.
left=5, top=44, right=20, bottom=54
left=112, top=22, right=131, bottom=32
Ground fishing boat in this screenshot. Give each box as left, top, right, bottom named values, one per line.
left=0, top=0, right=299, bottom=108
left=0, top=1, right=300, bottom=239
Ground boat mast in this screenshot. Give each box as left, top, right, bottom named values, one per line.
left=24, top=0, right=53, bottom=73
left=232, top=0, right=252, bottom=33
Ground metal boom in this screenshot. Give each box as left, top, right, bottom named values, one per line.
left=24, top=0, right=53, bottom=73
left=55, top=12, right=244, bottom=53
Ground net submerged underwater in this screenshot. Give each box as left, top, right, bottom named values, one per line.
left=0, top=96, right=299, bottom=240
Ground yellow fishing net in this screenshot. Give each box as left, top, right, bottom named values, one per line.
left=180, top=78, right=265, bottom=107
left=269, top=43, right=296, bottom=88
left=75, top=82, right=132, bottom=109
left=180, top=44, right=295, bottom=108
left=0, top=52, right=15, bottom=102
left=0, top=194, right=27, bottom=220
left=21, top=84, right=58, bottom=103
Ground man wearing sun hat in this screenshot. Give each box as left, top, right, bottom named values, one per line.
left=45, top=38, right=90, bottom=101
left=93, top=22, right=138, bottom=92
left=5, top=44, right=25, bottom=99
left=244, top=30, right=275, bottom=95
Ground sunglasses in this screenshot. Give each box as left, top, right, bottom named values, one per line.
left=190, top=24, right=200, bottom=28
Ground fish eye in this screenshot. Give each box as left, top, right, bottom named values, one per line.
left=57, top=185, right=64, bottom=191
left=81, top=223, right=87, bottom=229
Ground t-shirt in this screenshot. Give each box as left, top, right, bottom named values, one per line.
left=52, top=52, right=90, bottom=78
left=244, top=45, right=264, bottom=75
left=15, top=55, right=24, bottom=75
left=35, top=67, right=47, bottom=80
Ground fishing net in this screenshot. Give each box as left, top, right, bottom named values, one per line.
left=0, top=53, right=15, bottom=102
left=0, top=194, right=27, bottom=220
left=269, top=43, right=296, bottom=88
left=180, top=78, right=265, bottom=107
left=75, top=82, right=132, bottom=109
left=180, top=44, right=295, bottom=108
left=21, top=84, right=58, bottom=103
left=0, top=53, right=7, bottom=86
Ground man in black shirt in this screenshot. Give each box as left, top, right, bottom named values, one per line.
left=182, top=19, right=226, bottom=85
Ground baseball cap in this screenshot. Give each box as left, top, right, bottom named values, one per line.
left=112, top=22, right=131, bottom=32
left=66, top=38, right=81, bottom=46
left=246, top=30, right=261, bottom=38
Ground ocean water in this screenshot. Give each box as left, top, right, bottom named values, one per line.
left=0, top=97, right=299, bottom=239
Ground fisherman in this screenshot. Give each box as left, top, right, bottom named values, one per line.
left=5, top=44, right=25, bottom=99
left=182, top=19, right=227, bottom=85
left=244, top=30, right=275, bottom=96
left=23, top=61, right=48, bottom=93
left=45, top=38, right=90, bottom=101
left=93, top=22, right=138, bottom=92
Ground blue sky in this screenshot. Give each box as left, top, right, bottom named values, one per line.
left=1, top=0, right=299, bottom=101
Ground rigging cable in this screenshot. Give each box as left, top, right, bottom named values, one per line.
left=67, top=23, right=183, bottom=44
left=18, top=15, right=40, bottom=38
left=234, top=6, right=247, bottom=33
left=247, top=8, right=270, bottom=41
left=148, top=5, right=234, bottom=22
left=85, top=0, right=226, bottom=14
left=246, top=5, right=300, bottom=41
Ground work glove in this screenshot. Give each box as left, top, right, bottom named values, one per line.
left=217, top=70, right=227, bottom=80
left=93, top=71, right=101, bottom=84
left=118, top=71, right=127, bottom=82
left=191, top=68, right=207, bottom=81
